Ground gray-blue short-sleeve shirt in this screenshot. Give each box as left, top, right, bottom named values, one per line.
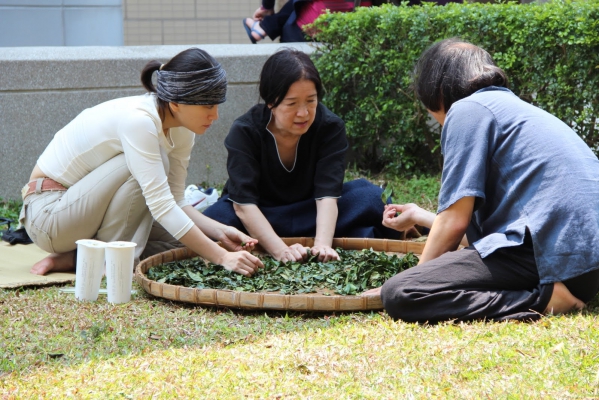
left=438, top=86, right=599, bottom=284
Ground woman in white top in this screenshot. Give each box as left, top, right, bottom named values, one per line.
left=21, top=48, right=263, bottom=277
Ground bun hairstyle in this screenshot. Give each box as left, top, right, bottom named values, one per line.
left=259, top=48, right=323, bottom=108
left=140, top=48, right=223, bottom=120
left=140, top=60, right=163, bottom=93
left=414, top=38, right=509, bottom=112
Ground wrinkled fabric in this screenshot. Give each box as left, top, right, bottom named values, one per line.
left=34, top=94, right=195, bottom=242
left=156, top=64, right=227, bottom=105
left=381, top=245, right=552, bottom=324
left=438, top=87, right=599, bottom=284
left=204, top=179, right=400, bottom=239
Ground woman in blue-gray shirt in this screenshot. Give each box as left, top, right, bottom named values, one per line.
left=364, top=38, right=599, bottom=323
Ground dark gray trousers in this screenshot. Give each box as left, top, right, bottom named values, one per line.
left=381, top=241, right=599, bottom=323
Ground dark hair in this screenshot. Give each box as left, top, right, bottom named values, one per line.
left=414, top=38, right=509, bottom=112
left=259, top=48, right=323, bottom=108
left=140, top=48, right=220, bottom=121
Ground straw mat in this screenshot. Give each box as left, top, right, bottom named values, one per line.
left=0, top=242, right=75, bottom=288
left=135, top=237, right=425, bottom=312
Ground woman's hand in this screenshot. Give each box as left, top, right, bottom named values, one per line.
left=310, top=245, right=339, bottom=262
left=177, top=223, right=262, bottom=277
left=382, top=203, right=429, bottom=232
left=219, top=226, right=259, bottom=252
left=253, top=6, right=274, bottom=20
left=274, top=243, right=308, bottom=263
left=219, top=251, right=264, bottom=277
left=313, top=197, right=338, bottom=261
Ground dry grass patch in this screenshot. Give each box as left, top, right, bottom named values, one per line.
left=2, top=175, right=599, bottom=398
left=2, top=288, right=599, bottom=399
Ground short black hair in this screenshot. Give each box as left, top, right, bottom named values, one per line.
left=259, top=48, right=323, bottom=108
left=414, top=38, right=509, bottom=112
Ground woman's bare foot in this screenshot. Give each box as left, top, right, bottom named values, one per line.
left=361, top=287, right=382, bottom=296
left=544, top=282, right=585, bottom=315
left=244, top=18, right=266, bottom=43
left=30, top=251, right=76, bottom=275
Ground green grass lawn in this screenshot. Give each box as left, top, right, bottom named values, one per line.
left=2, top=174, right=599, bottom=398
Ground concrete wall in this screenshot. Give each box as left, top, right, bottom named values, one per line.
left=0, top=43, right=315, bottom=200
left=0, top=0, right=123, bottom=47
left=123, top=0, right=288, bottom=45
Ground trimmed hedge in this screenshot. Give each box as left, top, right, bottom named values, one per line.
left=311, top=0, right=599, bottom=174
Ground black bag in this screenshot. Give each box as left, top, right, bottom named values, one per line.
left=0, top=218, right=33, bottom=245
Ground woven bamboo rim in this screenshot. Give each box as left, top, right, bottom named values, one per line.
left=135, top=237, right=425, bottom=312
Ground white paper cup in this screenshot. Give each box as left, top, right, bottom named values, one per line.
left=74, top=239, right=106, bottom=301
left=105, top=241, right=137, bottom=304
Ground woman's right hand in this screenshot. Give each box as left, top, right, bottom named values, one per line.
left=274, top=243, right=308, bottom=263
left=220, top=251, right=264, bottom=277
left=253, top=6, right=274, bottom=20
left=382, top=203, right=425, bottom=232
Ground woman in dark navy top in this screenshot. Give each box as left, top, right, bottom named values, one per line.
left=204, top=49, right=398, bottom=262
left=224, top=101, right=347, bottom=208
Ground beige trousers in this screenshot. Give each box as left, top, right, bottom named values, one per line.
left=20, top=154, right=183, bottom=263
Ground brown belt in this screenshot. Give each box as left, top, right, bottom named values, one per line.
left=21, top=178, right=67, bottom=200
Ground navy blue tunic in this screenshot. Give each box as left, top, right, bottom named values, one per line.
left=223, top=103, right=348, bottom=207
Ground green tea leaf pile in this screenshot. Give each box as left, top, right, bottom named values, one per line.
left=147, top=248, right=419, bottom=296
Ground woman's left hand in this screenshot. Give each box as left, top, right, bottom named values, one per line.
left=310, top=245, right=339, bottom=262
left=220, top=227, right=258, bottom=252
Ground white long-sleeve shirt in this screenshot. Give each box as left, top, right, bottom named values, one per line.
left=37, top=94, right=195, bottom=240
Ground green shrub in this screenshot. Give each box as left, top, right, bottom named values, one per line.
left=0, top=198, right=21, bottom=223
left=311, top=0, right=599, bottom=174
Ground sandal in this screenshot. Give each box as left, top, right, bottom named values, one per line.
left=243, top=18, right=266, bottom=44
